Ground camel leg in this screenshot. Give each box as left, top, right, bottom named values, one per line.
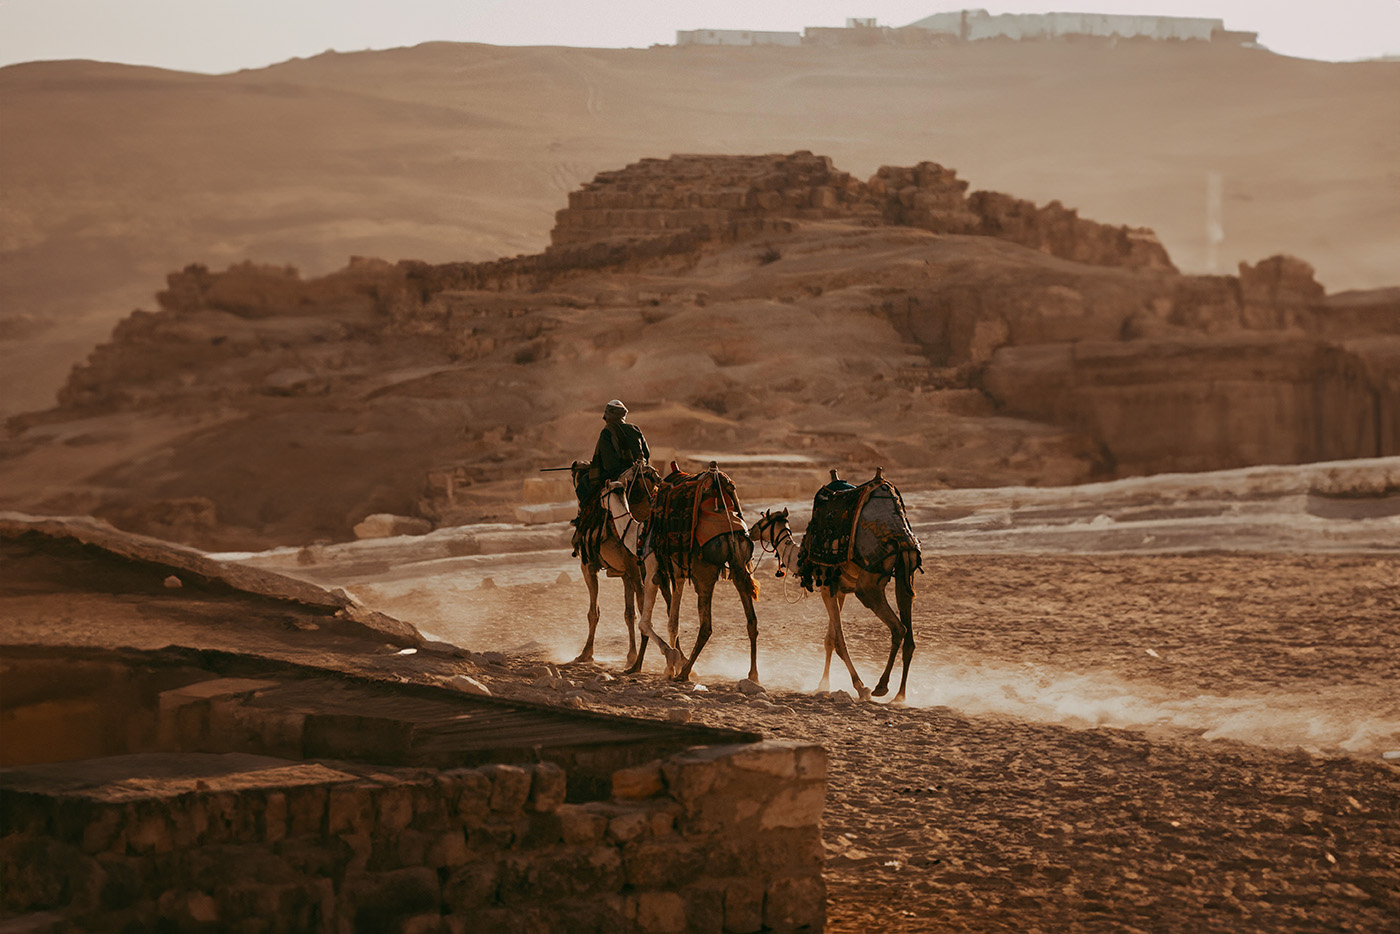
left=630, top=585, right=666, bottom=672
left=677, top=563, right=719, bottom=682
left=823, top=589, right=869, bottom=699
left=628, top=554, right=663, bottom=674
left=663, top=570, right=690, bottom=680
left=622, top=557, right=649, bottom=672
left=730, top=546, right=761, bottom=684
left=575, top=561, right=601, bottom=663
left=855, top=573, right=908, bottom=702
left=892, top=565, right=917, bottom=704
left=632, top=551, right=686, bottom=674
left=817, top=590, right=838, bottom=692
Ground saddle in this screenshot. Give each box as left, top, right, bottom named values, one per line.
left=797, top=472, right=921, bottom=592
left=649, top=464, right=746, bottom=580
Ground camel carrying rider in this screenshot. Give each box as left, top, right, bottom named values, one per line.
left=571, top=399, right=650, bottom=560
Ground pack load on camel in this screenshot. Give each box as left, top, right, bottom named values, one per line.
left=647, top=461, right=746, bottom=581
left=569, top=459, right=609, bottom=567
left=797, top=467, right=923, bottom=593
left=635, top=461, right=762, bottom=685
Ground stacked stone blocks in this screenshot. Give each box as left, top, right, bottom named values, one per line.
left=550, top=152, right=1175, bottom=272
left=2, top=670, right=827, bottom=933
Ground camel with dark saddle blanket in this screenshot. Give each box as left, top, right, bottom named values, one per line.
left=798, top=472, right=922, bottom=593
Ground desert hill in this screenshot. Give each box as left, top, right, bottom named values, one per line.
left=1, top=152, right=1394, bottom=550
left=2, top=40, right=1397, bottom=417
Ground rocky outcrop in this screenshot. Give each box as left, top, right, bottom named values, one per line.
left=5, top=152, right=1395, bottom=547
left=967, top=190, right=1174, bottom=270
left=983, top=336, right=1396, bottom=473
left=869, top=162, right=981, bottom=233
left=1237, top=254, right=1326, bottom=328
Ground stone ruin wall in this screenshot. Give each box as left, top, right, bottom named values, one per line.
left=550, top=152, right=868, bottom=246
left=1, top=668, right=827, bottom=934
left=551, top=152, right=1176, bottom=271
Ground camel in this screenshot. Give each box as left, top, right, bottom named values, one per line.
left=630, top=464, right=761, bottom=684
left=569, top=460, right=666, bottom=669
left=750, top=472, right=921, bottom=703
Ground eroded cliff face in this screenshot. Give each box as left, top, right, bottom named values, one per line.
left=984, top=336, right=1397, bottom=474
left=978, top=258, right=1400, bottom=473
left=4, top=153, right=1394, bottom=548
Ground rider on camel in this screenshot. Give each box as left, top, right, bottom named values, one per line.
left=570, top=400, right=650, bottom=559
left=587, top=399, right=650, bottom=496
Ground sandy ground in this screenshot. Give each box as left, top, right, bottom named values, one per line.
left=10, top=546, right=1396, bottom=932
left=283, top=552, right=1400, bottom=932
left=6, top=462, right=1398, bottom=931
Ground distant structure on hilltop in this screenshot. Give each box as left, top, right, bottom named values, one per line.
left=676, top=9, right=1258, bottom=48
left=907, top=9, right=1256, bottom=44
left=675, top=28, right=802, bottom=47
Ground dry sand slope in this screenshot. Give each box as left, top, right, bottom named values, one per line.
left=2, top=40, right=1397, bottom=417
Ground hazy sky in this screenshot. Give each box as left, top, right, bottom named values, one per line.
left=1, top=0, right=1397, bottom=73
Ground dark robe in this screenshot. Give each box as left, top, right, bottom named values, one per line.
left=589, top=421, right=650, bottom=488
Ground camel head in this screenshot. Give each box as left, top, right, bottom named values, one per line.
left=568, top=460, right=588, bottom=497
left=750, top=508, right=791, bottom=545
left=618, top=460, right=662, bottom=521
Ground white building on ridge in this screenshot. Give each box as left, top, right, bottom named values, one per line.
left=676, top=29, right=802, bottom=47
left=906, top=9, right=1225, bottom=42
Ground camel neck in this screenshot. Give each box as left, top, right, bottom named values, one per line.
left=775, top=529, right=801, bottom=569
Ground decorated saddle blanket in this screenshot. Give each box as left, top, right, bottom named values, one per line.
left=570, top=490, right=609, bottom=566
left=797, top=475, right=921, bottom=592
left=648, top=467, right=746, bottom=577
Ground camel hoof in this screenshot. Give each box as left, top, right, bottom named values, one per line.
left=856, top=686, right=873, bottom=701
left=871, top=684, right=890, bottom=697
left=889, top=694, right=907, bottom=706
left=573, top=653, right=593, bottom=664
left=622, top=661, right=642, bottom=675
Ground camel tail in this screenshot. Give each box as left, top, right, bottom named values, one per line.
left=896, top=546, right=922, bottom=599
